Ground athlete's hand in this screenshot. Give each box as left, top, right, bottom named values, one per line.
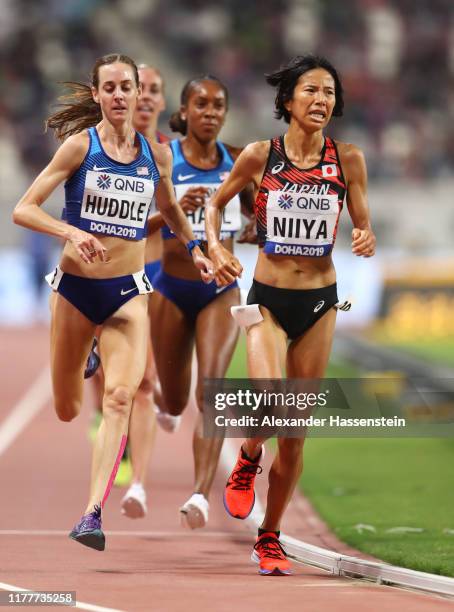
left=67, top=228, right=107, bottom=264
left=209, top=243, right=243, bottom=286
left=180, top=187, right=209, bottom=213
left=191, top=247, right=214, bottom=283
left=351, top=228, right=376, bottom=257
left=237, top=218, right=258, bottom=244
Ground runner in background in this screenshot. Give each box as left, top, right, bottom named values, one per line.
left=206, top=54, right=375, bottom=574
left=147, top=76, right=254, bottom=528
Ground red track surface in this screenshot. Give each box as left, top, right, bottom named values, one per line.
left=1, top=326, right=452, bottom=611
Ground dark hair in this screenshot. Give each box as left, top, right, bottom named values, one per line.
left=169, top=75, right=229, bottom=135
left=266, top=55, right=344, bottom=123
left=46, top=54, right=139, bottom=141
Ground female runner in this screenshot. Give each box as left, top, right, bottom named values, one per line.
left=148, top=75, right=253, bottom=528
left=13, top=54, right=211, bottom=550
left=206, top=55, right=375, bottom=574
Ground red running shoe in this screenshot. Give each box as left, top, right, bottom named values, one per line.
left=223, top=446, right=263, bottom=519
left=251, top=532, right=292, bottom=575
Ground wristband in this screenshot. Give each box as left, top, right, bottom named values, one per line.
left=186, top=239, right=202, bottom=256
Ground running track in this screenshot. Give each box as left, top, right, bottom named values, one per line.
left=0, top=326, right=452, bottom=611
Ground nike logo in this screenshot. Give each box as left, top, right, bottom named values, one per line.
left=313, top=300, right=325, bottom=313
left=120, top=288, right=136, bottom=296
left=216, top=286, right=226, bottom=294
left=178, top=173, right=196, bottom=181
left=93, top=165, right=111, bottom=171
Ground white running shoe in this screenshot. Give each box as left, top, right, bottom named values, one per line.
left=154, top=406, right=182, bottom=433
left=121, top=482, right=147, bottom=519
left=180, top=493, right=209, bottom=529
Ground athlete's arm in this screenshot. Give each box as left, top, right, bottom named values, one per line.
left=339, top=143, right=376, bottom=258
left=225, top=143, right=257, bottom=244
left=147, top=186, right=208, bottom=235
left=206, top=141, right=267, bottom=285
left=152, top=143, right=213, bottom=280
left=13, top=133, right=107, bottom=264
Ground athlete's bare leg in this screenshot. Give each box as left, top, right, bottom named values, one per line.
left=85, top=295, right=149, bottom=513
left=193, top=288, right=240, bottom=498
left=241, top=306, right=287, bottom=460
left=260, top=308, right=337, bottom=532
left=149, top=291, right=194, bottom=417
left=128, top=334, right=157, bottom=485
left=50, top=293, right=97, bottom=422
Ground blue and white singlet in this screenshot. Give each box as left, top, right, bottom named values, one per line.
left=64, top=126, right=160, bottom=241
left=161, top=139, right=241, bottom=241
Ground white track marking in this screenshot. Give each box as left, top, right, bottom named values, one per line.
left=0, top=582, right=126, bottom=612
left=0, top=367, right=51, bottom=457
left=0, top=530, right=235, bottom=537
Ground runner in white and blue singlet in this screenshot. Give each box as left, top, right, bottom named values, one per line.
left=147, top=75, right=254, bottom=529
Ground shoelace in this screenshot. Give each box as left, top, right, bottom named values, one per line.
left=229, top=461, right=263, bottom=490
left=79, top=505, right=101, bottom=530
left=254, top=536, right=287, bottom=560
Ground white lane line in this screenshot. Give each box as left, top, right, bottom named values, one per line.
left=0, top=530, right=238, bottom=538
left=0, top=367, right=51, bottom=457
left=0, top=582, right=126, bottom=612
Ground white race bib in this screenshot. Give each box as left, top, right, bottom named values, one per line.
left=81, top=171, right=155, bottom=230
left=264, top=189, right=340, bottom=256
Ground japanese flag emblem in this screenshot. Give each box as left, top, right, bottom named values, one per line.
left=322, top=164, right=337, bottom=178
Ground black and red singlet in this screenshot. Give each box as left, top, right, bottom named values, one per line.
left=255, top=136, right=347, bottom=257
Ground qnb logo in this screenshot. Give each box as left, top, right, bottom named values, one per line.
left=271, top=161, right=285, bottom=175
left=277, top=194, right=293, bottom=210
left=313, top=300, right=325, bottom=313
left=97, top=174, right=111, bottom=190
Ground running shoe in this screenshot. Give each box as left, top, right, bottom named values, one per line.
left=180, top=493, right=209, bottom=529
left=121, top=482, right=147, bottom=519
left=251, top=532, right=292, bottom=576
left=84, top=338, right=100, bottom=379
left=154, top=405, right=181, bottom=433
left=69, top=505, right=105, bottom=551
left=114, top=443, right=133, bottom=487
left=223, top=446, right=263, bottom=519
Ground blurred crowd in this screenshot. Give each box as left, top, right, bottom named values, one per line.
left=1, top=0, right=453, bottom=184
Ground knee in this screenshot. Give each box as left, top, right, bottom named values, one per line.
left=103, top=385, right=133, bottom=419
left=55, top=400, right=80, bottom=423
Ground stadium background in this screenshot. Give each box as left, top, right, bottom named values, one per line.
left=1, top=0, right=454, bottom=577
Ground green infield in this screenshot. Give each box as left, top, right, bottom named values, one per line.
left=301, top=437, right=454, bottom=577
left=226, top=334, right=454, bottom=577
left=373, top=334, right=454, bottom=368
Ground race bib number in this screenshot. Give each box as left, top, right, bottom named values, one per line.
left=264, top=189, right=340, bottom=256
left=174, top=183, right=241, bottom=240
left=80, top=171, right=155, bottom=239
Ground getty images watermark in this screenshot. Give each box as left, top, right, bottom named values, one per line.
left=203, top=378, right=454, bottom=438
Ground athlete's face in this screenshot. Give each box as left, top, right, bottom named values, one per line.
left=134, top=68, right=165, bottom=131
left=182, top=81, right=227, bottom=141
left=92, top=62, right=139, bottom=125
left=285, top=68, right=336, bottom=131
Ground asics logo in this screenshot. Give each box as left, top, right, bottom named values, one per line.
left=313, top=300, right=325, bottom=313
left=120, top=288, right=136, bottom=296
left=178, top=173, right=196, bottom=181
left=271, top=161, right=285, bottom=174
left=93, top=165, right=111, bottom=172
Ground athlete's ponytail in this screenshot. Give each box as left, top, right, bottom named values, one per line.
left=266, top=55, right=344, bottom=123
left=45, top=54, right=139, bottom=141
left=169, top=111, right=188, bottom=135
left=169, top=75, right=229, bottom=136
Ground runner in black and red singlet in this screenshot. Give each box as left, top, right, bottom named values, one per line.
left=206, top=55, right=375, bottom=575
